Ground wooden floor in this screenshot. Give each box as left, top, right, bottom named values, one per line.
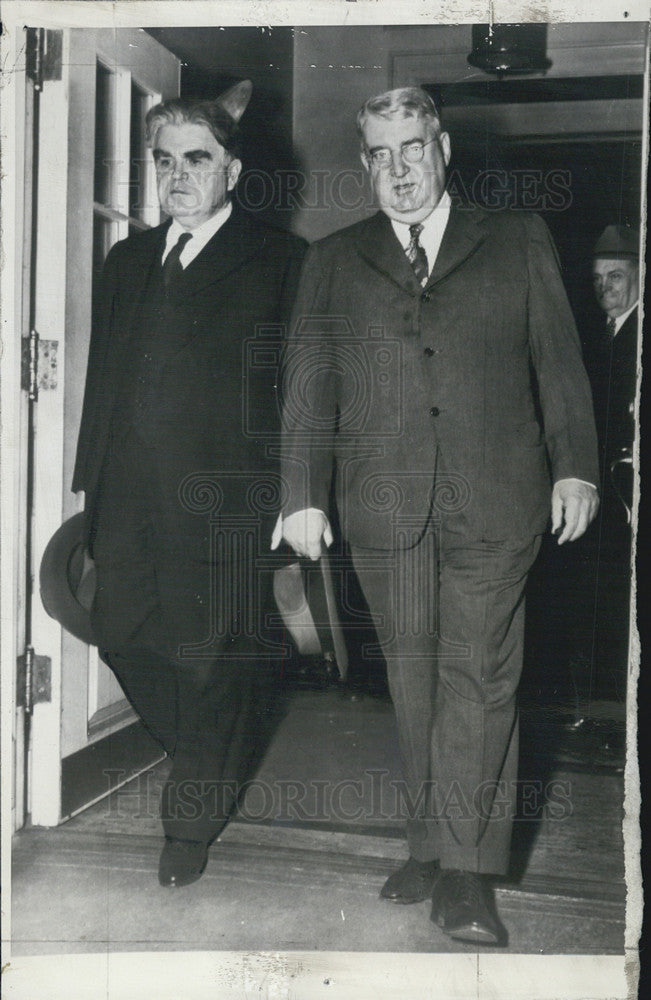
left=10, top=689, right=629, bottom=961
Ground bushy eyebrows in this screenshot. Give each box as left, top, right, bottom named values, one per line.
left=153, top=147, right=214, bottom=161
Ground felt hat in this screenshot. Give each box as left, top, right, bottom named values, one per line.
left=593, top=225, right=639, bottom=260
left=39, top=513, right=97, bottom=646
left=215, top=79, right=252, bottom=123
left=273, top=557, right=348, bottom=680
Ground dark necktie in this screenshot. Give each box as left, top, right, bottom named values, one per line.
left=163, top=231, right=193, bottom=288
left=606, top=316, right=617, bottom=338
left=406, top=223, right=429, bottom=286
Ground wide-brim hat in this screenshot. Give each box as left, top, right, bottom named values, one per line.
left=39, top=513, right=97, bottom=646
left=273, top=557, right=348, bottom=680
left=593, top=225, right=639, bottom=260
left=215, top=79, right=253, bottom=123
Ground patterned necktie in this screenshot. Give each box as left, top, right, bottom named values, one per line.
left=163, top=231, right=193, bottom=288
left=406, top=223, right=429, bottom=286
left=606, top=316, right=617, bottom=338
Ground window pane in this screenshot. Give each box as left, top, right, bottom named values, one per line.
left=130, top=80, right=150, bottom=221
left=94, top=63, right=113, bottom=205
left=92, top=215, right=114, bottom=307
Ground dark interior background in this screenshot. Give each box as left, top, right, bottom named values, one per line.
left=145, top=26, right=644, bottom=708
left=147, top=27, right=300, bottom=229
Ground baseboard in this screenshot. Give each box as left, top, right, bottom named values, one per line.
left=60, top=722, right=165, bottom=821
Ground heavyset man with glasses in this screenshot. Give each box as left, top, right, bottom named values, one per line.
left=73, top=84, right=306, bottom=888
left=279, top=87, right=599, bottom=945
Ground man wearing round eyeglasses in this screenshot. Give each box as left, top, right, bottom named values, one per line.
left=361, top=114, right=450, bottom=224
left=278, top=87, right=599, bottom=946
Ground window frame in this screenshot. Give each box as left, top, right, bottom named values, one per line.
left=93, top=57, right=160, bottom=257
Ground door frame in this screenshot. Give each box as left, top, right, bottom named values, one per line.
left=1, top=19, right=29, bottom=838
left=3, top=25, right=180, bottom=832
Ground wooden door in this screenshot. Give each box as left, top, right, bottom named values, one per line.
left=13, top=27, right=180, bottom=828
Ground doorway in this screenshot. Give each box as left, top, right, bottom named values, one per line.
left=11, top=27, right=180, bottom=831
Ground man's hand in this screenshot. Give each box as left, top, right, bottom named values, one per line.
left=271, top=509, right=333, bottom=560
left=551, top=479, right=599, bottom=544
left=74, top=491, right=85, bottom=513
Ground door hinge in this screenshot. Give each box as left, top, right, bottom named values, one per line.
left=21, top=331, right=58, bottom=398
left=17, top=647, right=52, bottom=712
left=25, top=28, right=63, bottom=91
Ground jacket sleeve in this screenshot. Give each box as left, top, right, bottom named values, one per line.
left=278, top=235, right=309, bottom=329
left=280, top=239, right=340, bottom=517
left=71, top=241, right=122, bottom=493
left=525, top=214, right=600, bottom=487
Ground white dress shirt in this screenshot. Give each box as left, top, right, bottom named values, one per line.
left=390, top=189, right=452, bottom=276
left=162, top=200, right=233, bottom=268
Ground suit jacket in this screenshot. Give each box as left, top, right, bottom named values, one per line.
left=585, top=306, right=637, bottom=527
left=588, top=307, right=637, bottom=468
left=73, top=208, right=306, bottom=654
left=281, top=206, right=599, bottom=548
left=74, top=206, right=306, bottom=501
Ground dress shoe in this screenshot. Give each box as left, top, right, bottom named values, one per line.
left=158, top=836, right=208, bottom=888
left=380, top=857, right=440, bottom=904
left=431, top=870, right=504, bottom=945
left=293, top=654, right=339, bottom=690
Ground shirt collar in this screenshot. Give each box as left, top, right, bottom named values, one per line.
left=164, top=200, right=233, bottom=259
left=390, top=190, right=451, bottom=245
left=613, top=300, right=638, bottom=335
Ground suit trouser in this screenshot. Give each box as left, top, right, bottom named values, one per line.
left=591, top=483, right=632, bottom=700
left=350, top=518, right=540, bottom=875
left=104, top=640, right=266, bottom=842
left=90, top=426, right=273, bottom=843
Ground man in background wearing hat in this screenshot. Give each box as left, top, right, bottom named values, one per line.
left=588, top=225, right=639, bottom=697
left=73, top=83, right=306, bottom=887
left=591, top=224, right=639, bottom=489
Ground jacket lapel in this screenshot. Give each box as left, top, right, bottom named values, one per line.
left=426, top=205, right=487, bottom=288
left=354, top=212, right=420, bottom=294
left=119, top=222, right=170, bottom=334
left=118, top=207, right=266, bottom=312
left=176, top=206, right=269, bottom=298
left=354, top=204, right=488, bottom=294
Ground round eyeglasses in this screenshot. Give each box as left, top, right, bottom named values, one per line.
left=368, top=137, right=437, bottom=168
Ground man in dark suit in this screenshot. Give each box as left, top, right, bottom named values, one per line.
left=73, top=82, right=306, bottom=887
left=591, top=225, right=638, bottom=512
left=277, top=87, right=599, bottom=944
left=588, top=225, right=639, bottom=697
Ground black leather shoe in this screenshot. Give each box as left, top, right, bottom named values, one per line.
left=431, top=870, right=504, bottom=945
left=293, top=654, right=339, bottom=690
left=158, top=837, right=208, bottom=888
left=380, top=857, right=440, bottom=904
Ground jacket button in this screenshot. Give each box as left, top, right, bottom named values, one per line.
left=424, top=347, right=434, bottom=357
left=429, top=406, right=440, bottom=417
left=421, top=291, right=432, bottom=303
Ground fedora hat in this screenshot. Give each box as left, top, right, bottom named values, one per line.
left=273, top=556, right=348, bottom=682
left=215, top=79, right=253, bottom=123
left=39, top=513, right=97, bottom=646
left=593, top=225, right=639, bottom=260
